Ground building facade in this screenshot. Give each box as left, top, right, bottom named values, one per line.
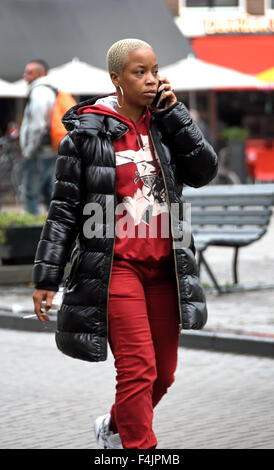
left=175, top=0, right=274, bottom=77
left=164, top=1, right=274, bottom=141
left=163, top=0, right=274, bottom=181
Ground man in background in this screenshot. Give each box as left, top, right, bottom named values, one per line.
left=20, top=60, right=57, bottom=214
left=189, top=108, right=214, bottom=147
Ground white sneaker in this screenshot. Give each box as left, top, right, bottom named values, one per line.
left=93, top=413, right=123, bottom=449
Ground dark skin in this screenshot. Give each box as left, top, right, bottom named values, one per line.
left=111, top=47, right=177, bottom=122
left=32, top=47, right=177, bottom=323
left=33, top=290, right=54, bottom=323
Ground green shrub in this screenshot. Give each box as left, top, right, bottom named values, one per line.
left=220, top=127, right=249, bottom=142
left=0, top=212, right=47, bottom=245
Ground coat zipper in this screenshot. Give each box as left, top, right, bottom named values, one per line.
left=105, top=237, right=116, bottom=360
left=149, top=130, right=183, bottom=332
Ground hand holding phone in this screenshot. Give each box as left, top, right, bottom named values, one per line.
left=152, top=81, right=168, bottom=109
left=151, top=80, right=177, bottom=110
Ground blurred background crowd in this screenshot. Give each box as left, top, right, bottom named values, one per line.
left=0, top=0, right=274, bottom=210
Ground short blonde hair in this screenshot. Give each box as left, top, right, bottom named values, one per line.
left=106, top=38, right=153, bottom=75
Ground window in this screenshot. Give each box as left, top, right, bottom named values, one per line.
left=246, top=0, right=264, bottom=14
left=185, top=0, right=238, bottom=6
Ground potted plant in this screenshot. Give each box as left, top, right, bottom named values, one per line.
left=0, top=212, right=47, bottom=265
left=220, top=126, right=249, bottom=183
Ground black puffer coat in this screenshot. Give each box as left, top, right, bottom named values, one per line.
left=33, top=97, right=218, bottom=362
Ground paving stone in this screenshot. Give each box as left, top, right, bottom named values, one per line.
left=0, top=329, right=273, bottom=449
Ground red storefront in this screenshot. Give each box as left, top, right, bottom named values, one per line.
left=192, top=35, right=274, bottom=75
left=191, top=34, right=274, bottom=181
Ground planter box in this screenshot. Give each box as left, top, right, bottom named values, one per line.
left=0, top=225, right=43, bottom=265
left=226, top=141, right=247, bottom=183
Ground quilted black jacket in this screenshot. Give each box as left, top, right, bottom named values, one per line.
left=33, top=97, right=218, bottom=362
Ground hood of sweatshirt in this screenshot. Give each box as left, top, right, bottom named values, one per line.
left=62, top=94, right=152, bottom=141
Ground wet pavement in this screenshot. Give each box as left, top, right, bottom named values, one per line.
left=0, top=328, right=273, bottom=449
left=0, top=205, right=273, bottom=341
left=1, top=215, right=274, bottom=355
left=0, top=208, right=274, bottom=450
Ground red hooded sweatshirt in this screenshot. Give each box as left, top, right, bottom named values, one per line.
left=77, top=96, right=172, bottom=264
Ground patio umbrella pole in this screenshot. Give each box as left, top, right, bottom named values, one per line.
left=208, top=89, right=218, bottom=144
left=188, top=90, right=197, bottom=109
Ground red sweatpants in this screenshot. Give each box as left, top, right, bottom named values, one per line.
left=108, top=258, right=180, bottom=449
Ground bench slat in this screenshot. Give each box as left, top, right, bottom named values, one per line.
left=184, top=195, right=274, bottom=207
left=191, top=209, right=271, bottom=217
left=193, top=229, right=265, bottom=248
left=183, top=183, right=274, bottom=198
left=191, top=214, right=270, bottom=226
left=192, top=227, right=265, bottom=235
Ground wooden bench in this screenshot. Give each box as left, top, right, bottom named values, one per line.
left=183, top=184, right=274, bottom=293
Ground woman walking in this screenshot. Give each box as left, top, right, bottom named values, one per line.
left=32, top=38, right=218, bottom=449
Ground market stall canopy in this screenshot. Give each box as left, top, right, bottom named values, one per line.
left=0, top=78, right=24, bottom=97
left=160, top=56, right=266, bottom=91
left=12, top=59, right=114, bottom=97
left=256, top=67, right=274, bottom=87
left=192, top=35, right=274, bottom=76
left=0, top=0, right=193, bottom=81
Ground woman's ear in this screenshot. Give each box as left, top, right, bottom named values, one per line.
left=110, top=72, right=120, bottom=88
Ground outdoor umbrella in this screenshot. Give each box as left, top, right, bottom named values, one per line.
left=11, top=58, right=114, bottom=97
left=256, top=67, right=274, bottom=88
left=0, top=78, right=25, bottom=97
left=160, top=55, right=265, bottom=91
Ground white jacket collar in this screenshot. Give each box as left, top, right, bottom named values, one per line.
left=28, top=76, right=51, bottom=92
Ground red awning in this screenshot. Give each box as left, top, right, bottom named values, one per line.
left=192, top=35, right=274, bottom=75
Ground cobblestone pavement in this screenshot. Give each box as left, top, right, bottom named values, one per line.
left=1, top=213, right=274, bottom=339
left=1, top=328, right=273, bottom=450
left=1, top=207, right=274, bottom=450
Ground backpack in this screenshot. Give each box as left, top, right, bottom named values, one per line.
left=29, top=84, right=77, bottom=152
left=47, top=87, right=77, bottom=152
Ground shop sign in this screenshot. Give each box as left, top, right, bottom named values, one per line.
left=204, top=16, right=274, bottom=35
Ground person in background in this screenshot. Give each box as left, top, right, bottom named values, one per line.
left=20, top=59, right=57, bottom=214
left=32, top=39, right=218, bottom=449
left=189, top=108, right=214, bottom=147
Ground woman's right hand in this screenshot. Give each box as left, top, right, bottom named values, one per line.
left=32, top=289, right=56, bottom=323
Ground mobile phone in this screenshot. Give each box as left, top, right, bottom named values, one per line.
left=152, top=82, right=168, bottom=109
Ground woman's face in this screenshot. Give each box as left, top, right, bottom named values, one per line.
left=114, top=47, right=159, bottom=109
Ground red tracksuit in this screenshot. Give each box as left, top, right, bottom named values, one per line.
left=78, top=102, right=179, bottom=449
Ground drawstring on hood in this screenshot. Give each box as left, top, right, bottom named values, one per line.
left=76, top=95, right=152, bottom=152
